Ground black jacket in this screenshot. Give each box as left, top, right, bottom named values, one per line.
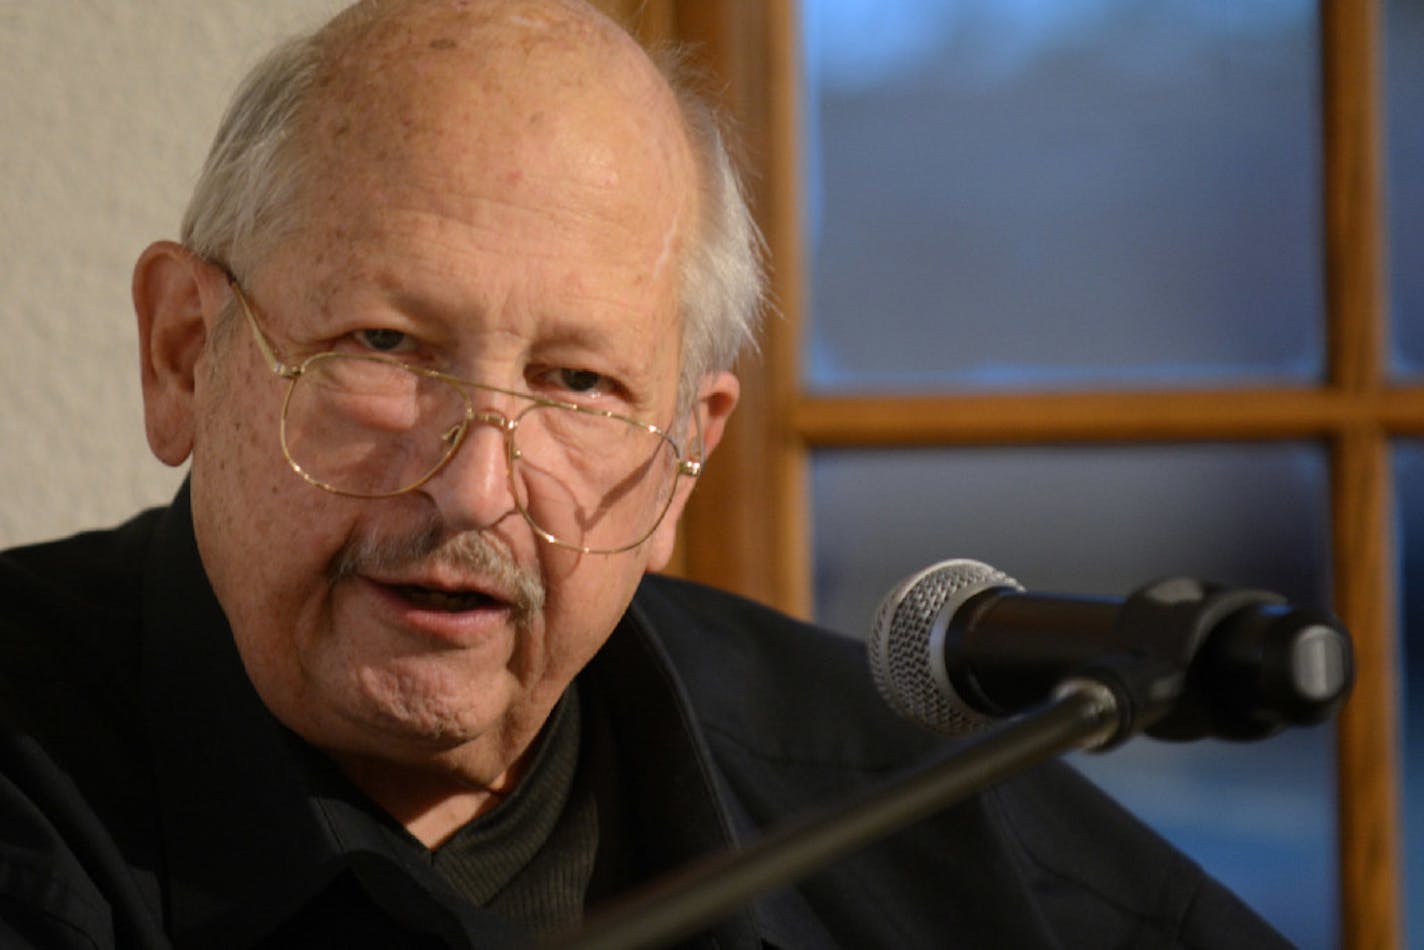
left=0, top=489, right=1288, bottom=947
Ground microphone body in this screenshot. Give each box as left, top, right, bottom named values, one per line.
left=870, top=560, right=1353, bottom=743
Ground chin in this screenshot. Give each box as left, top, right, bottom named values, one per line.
left=341, top=659, right=525, bottom=750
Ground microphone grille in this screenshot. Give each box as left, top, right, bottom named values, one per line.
left=869, top=559, right=1021, bottom=735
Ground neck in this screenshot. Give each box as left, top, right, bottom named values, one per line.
left=332, top=748, right=531, bottom=849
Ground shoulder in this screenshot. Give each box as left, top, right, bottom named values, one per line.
left=0, top=510, right=161, bottom=693
left=0, top=507, right=165, bottom=778
left=630, top=573, right=941, bottom=771
left=0, top=511, right=170, bottom=946
left=985, top=763, right=1291, bottom=946
left=0, top=511, right=161, bottom=636
left=629, top=575, right=1288, bottom=947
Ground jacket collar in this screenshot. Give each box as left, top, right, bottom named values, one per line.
left=612, top=592, right=839, bottom=949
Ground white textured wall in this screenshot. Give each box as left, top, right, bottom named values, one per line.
left=0, top=1, right=338, bottom=548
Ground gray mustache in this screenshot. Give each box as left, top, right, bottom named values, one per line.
left=329, top=517, right=546, bottom=621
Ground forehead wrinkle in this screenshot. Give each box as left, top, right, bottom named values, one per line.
left=336, top=193, right=670, bottom=285
left=292, top=208, right=670, bottom=328
left=301, top=85, right=691, bottom=261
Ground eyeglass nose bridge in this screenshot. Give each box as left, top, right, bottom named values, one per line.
left=442, top=408, right=522, bottom=461
left=471, top=408, right=516, bottom=432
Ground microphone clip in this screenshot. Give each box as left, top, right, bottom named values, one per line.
left=1079, top=578, right=1352, bottom=746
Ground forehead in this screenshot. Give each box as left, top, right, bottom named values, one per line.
left=266, top=1, right=697, bottom=303
left=302, top=1, right=693, bottom=205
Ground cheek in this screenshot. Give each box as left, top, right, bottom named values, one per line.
left=190, top=360, right=345, bottom=628
left=195, top=372, right=286, bottom=544
left=536, top=548, right=647, bottom=673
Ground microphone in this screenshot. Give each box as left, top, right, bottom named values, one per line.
left=869, top=559, right=1353, bottom=743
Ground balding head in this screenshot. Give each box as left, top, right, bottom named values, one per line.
left=306, top=0, right=687, bottom=179
left=182, top=0, right=762, bottom=397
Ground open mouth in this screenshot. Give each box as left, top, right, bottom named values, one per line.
left=392, top=584, right=505, bottom=613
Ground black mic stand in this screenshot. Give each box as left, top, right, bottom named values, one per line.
left=540, top=678, right=1122, bottom=950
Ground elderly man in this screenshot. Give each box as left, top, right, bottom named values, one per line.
left=0, top=1, right=1289, bottom=947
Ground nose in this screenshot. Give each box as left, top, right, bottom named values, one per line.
left=419, top=411, right=519, bottom=533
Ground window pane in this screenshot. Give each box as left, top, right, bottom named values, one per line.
left=812, top=444, right=1335, bottom=947
left=1392, top=442, right=1424, bottom=948
left=804, top=0, right=1323, bottom=392
left=1388, top=0, right=1424, bottom=375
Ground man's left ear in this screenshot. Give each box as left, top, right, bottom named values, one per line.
left=645, top=370, right=740, bottom=572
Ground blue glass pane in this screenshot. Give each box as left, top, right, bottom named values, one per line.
left=811, top=444, right=1335, bottom=946
left=1388, top=0, right=1424, bottom=376
left=1392, top=443, right=1424, bottom=949
left=803, top=0, right=1323, bottom=392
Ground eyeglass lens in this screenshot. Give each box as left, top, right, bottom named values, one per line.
left=280, top=354, right=682, bottom=551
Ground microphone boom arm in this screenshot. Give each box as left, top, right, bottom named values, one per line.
left=539, top=680, right=1121, bottom=950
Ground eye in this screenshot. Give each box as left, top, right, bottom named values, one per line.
left=556, top=368, right=605, bottom=393
left=354, top=328, right=414, bottom=354
left=534, top=366, right=615, bottom=400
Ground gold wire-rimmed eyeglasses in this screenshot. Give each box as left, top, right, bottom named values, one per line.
left=229, top=278, right=703, bottom=554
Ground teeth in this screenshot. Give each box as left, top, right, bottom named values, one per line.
left=398, top=585, right=497, bottom=612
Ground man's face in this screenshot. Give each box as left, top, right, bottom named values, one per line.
left=182, top=9, right=704, bottom=784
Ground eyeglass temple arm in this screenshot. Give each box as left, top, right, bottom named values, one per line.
left=229, top=278, right=299, bottom=379
left=677, top=401, right=708, bottom=477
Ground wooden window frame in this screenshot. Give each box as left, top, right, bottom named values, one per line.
left=600, top=1, right=1400, bottom=945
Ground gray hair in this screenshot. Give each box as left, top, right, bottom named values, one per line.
left=180, top=3, right=765, bottom=403
left=180, top=31, right=323, bottom=293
